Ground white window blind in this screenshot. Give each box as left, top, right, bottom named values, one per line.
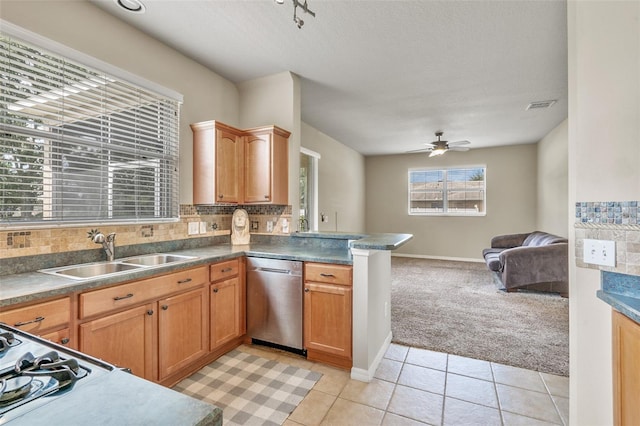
left=0, top=33, right=180, bottom=225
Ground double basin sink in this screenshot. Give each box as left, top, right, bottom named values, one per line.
left=39, top=254, right=198, bottom=280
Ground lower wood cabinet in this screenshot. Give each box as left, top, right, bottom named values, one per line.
left=0, top=297, right=72, bottom=347
left=209, top=258, right=246, bottom=351
left=304, top=262, right=353, bottom=369
left=613, top=310, right=640, bottom=425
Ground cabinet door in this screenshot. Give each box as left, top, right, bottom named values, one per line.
left=40, top=328, right=71, bottom=347
left=158, top=287, right=208, bottom=380
left=210, top=277, right=240, bottom=350
left=80, top=304, right=155, bottom=381
left=216, top=129, right=242, bottom=203
left=244, top=133, right=272, bottom=203
left=613, top=310, right=640, bottom=425
left=304, top=282, right=352, bottom=359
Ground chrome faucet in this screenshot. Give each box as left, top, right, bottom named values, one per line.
left=93, top=232, right=116, bottom=261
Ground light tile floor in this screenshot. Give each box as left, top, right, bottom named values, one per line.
left=239, top=343, right=569, bottom=426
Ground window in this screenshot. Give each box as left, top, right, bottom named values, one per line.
left=299, top=148, right=320, bottom=231
left=0, top=30, right=181, bottom=226
left=409, top=167, right=486, bottom=215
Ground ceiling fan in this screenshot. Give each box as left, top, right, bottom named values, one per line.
left=408, top=131, right=471, bottom=157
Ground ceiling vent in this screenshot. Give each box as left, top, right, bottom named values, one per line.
left=526, top=100, right=557, bottom=110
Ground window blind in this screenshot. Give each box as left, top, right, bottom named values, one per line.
left=0, top=33, right=180, bottom=225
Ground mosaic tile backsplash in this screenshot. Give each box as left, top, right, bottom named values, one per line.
left=575, top=201, right=639, bottom=225
left=575, top=201, right=640, bottom=276
left=0, top=204, right=292, bottom=259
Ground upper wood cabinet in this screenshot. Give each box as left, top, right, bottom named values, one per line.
left=191, top=120, right=290, bottom=205
left=191, top=121, right=243, bottom=204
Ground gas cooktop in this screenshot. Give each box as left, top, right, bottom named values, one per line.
left=0, top=324, right=115, bottom=424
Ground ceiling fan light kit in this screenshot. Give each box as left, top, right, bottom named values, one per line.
left=407, top=131, right=471, bottom=157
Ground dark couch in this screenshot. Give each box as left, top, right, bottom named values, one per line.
left=482, top=231, right=568, bottom=297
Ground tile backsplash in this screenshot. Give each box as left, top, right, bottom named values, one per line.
left=0, top=204, right=292, bottom=259
left=575, top=201, right=640, bottom=276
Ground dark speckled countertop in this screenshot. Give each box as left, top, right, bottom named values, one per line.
left=596, top=271, right=640, bottom=323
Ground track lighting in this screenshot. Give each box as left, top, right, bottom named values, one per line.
left=275, top=0, right=315, bottom=29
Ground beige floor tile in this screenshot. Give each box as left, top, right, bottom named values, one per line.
left=492, top=363, right=547, bottom=392
left=339, top=378, right=396, bottom=410
left=320, top=398, right=385, bottom=426
left=382, top=412, right=430, bottom=425
left=501, top=411, right=560, bottom=426
left=405, top=347, right=448, bottom=372
left=276, top=353, right=316, bottom=370
left=447, top=355, right=493, bottom=381
left=496, top=384, right=563, bottom=424
left=397, top=363, right=446, bottom=395
left=443, top=396, right=501, bottom=426
left=385, top=343, right=410, bottom=362
left=311, top=364, right=351, bottom=396
left=445, top=373, right=498, bottom=408
left=541, top=372, right=570, bottom=398
left=375, top=358, right=403, bottom=383
left=287, top=389, right=336, bottom=426
left=387, top=384, right=444, bottom=425
left=552, top=395, right=569, bottom=426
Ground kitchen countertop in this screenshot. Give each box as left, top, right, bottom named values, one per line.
left=1, top=232, right=412, bottom=308
left=597, top=270, right=640, bottom=324
left=7, top=368, right=222, bottom=426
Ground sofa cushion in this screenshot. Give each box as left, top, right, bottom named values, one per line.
left=522, top=232, right=568, bottom=247
left=483, top=248, right=504, bottom=272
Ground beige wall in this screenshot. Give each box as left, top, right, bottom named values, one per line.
left=301, top=123, right=366, bottom=233
left=1, top=0, right=240, bottom=206
left=537, top=119, right=569, bottom=237
left=568, top=2, right=640, bottom=424
left=365, top=144, right=538, bottom=260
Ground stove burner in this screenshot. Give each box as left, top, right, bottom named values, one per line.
left=15, top=351, right=87, bottom=384
left=0, top=376, right=33, bottom=404
left=0, top=332, right=18, bottom=353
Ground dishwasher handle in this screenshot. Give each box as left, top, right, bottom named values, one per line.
left=255, top=267, right=293, bottom=275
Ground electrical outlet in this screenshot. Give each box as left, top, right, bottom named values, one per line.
left=266, top=221, right=273, bottom=233
left=199, top=221, right=207, bottom=234
left=583, top=239, right=616, bottom=267
left=187, top=222, right=199, bottom=235
left=282, top=219, right=289, bottom=233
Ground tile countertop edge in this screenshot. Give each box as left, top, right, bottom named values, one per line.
left=597, top=270, right=640, bottom=324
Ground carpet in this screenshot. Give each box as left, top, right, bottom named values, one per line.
left=390, top=257, right=569, bottom=376
left=173, top=350, right=322, bottom=425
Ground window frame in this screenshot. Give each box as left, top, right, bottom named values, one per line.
left=408, top=166, right=487, bottom=216
left=1, top=22, right=183, bottom=230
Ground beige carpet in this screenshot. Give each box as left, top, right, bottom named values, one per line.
left=390, top=257, right=569, bottom=376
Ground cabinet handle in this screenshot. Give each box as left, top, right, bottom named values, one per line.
left=218, top=194, right=224, bottom=199
left=147, top=310, right=154, bottom=316
left=113, top=293, right=134, bottom=301
left=213, top=288, right=219, bottom=293
left=161, top=305, right=168, bottom=310
left=320, top=273, right=336, bottom=278
left=60, top=338, right=70, bottom=345
left=221, top=267, right=233, bottom=273
left=177, top=278, right=192, bottom=284
left=14, top=316, right=45, bottom=327
left=304, top=288, right=310, bottom=292
left=264, top=195, right=269, bottom=199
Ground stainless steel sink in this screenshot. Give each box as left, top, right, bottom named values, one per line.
left=39, top=253, right=197, bottom=280
left=119, top=254, right=197, bottom=266
left=41, top=262, right=143, bottom=280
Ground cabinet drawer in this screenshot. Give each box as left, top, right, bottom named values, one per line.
left=305, top=263, right=352, bottom=286
left=40, top=328, right=71, bottom=346
left=80, top=266, right=208, bottom=319
left=0, top=297, right=70, bottom=333
left=210, top=258, right=240, bottom=282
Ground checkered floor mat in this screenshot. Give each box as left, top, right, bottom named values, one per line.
left=173, top=350, right=322, bottom=425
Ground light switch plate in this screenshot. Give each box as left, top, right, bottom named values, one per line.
left=583, top=239, right=616, bottom=267
left=199, top=221, right=207, bottom=234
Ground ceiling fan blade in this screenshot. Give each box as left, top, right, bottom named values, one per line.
left=448, top=140, right=471, bottom=146
left=449, top=146, right=470, bottom=151
left=406, top=147, right=432, bottom=153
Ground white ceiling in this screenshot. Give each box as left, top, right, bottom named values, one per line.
left=89, top=0, right=568, bottom=156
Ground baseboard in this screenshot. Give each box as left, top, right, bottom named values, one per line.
left=392, top=253, right=485, bottom=263
left=350, top=331, right=392, bottom=382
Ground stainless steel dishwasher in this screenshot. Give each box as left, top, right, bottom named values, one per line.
left=247, top=257, right=304, bottom=351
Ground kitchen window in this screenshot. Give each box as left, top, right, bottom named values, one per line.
left=408, top=166, right=486, bottom=216
left=0, top=27, right=182, bottom=227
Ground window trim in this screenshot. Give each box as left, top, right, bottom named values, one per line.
left=408, top=165, right=487, bottom=217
